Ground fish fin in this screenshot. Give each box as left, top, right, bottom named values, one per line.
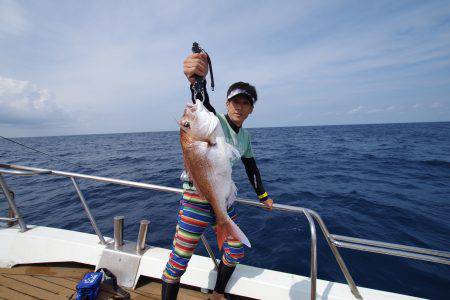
left=216, top=217, right=251, bottom=250
left=226, top=182, right=237, bottom=208
left=208, top=136, right=217, bottom=146
left=193, top=135, right=216, bottom=146
left=180, top=170, right=190, bottom=182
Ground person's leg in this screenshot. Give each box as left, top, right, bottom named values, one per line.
left=212, top=205, right=245, bottom=299
left=161, top=281, right=180, bottom=300
left=162, top=192, right=213, bottom=299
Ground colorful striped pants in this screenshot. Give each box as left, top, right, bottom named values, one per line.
left=162, top=189, right=244, bottom=284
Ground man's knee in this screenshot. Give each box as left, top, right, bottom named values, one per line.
left=162, top=260, right=187, bottom=283
left=162, top=252, right=191, bottom=283
left=222, top=240, right=244, bottom=266
left=162, top=267, right=186, bottom=283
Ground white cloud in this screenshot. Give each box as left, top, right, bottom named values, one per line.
left=366, top=108, right=384, bottom=114
left=347, top=105, right=363, bottom=114
left=430, top=101, right=442, bottom=108
left=348, top=105, right=397, bottom=115
left=0, top=0, right=30, bottom=37
left=0, top=76, right=69, bottom=126
left=322, top=111, right=341, bottom=116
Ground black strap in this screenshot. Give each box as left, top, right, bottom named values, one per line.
left=191, top=42, right=214, bottom=102
left=205, top=50, right=215, bottom=91
left=96, top=268, right=130, bottom=299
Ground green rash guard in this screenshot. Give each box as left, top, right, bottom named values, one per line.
left=217, top=113, right=253, bottom=161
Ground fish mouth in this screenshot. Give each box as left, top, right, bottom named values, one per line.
left=177, top=117, right=190, bottom=132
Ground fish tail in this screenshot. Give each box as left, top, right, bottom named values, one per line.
left=216, top=217, right=251, bottom=250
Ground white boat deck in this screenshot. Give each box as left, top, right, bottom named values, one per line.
left=0, top=225, right=424, bottom=300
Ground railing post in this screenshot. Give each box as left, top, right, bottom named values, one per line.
left=303, top=211, right=317, bottom=300
left=0, top=174, right=27, bottom=232
left=71, top=177, right=107, bottom=245
left=136, top=219, right=150, bottom=253
left=308, top=210, right=362, bottom=299
left=114, top=216, right=124, bottom=249
left=201, top=235, right=219, bottom=270
left=7, top=195, right=16, bottom=227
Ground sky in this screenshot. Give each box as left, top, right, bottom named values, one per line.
left=1, top=0, right=449, bottom=137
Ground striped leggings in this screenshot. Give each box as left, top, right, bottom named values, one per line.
left=162, top=189, right=244, bottom=283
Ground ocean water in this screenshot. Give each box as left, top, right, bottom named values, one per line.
left=1, top=122, right=449, bottom=299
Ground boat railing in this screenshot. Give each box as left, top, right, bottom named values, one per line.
left=1, top=163, right=449, bottom=300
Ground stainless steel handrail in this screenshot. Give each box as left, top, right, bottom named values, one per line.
left=0, top=164, right=183, bottom=193
left=333, top=240, right=450, bottom=266
left=71, top=177, right=107, bottom=245
left=0, top=217, right=17, bottom=221
left=0, top=168, right=49, bottom=176
left=0, top=173, right=27, bottom=232
left=238, top=198, right=360, bottom=299
left=332, top=234, right=450, bottom=259
left=308, top=209, right=362, bottom=299
left=2, top=163, right=450, bottom=299
left=0, top=164, right=323, bottom=299
left=304, top=210, right=317, bottom=300
left=201, top=235, right=220, bottom=270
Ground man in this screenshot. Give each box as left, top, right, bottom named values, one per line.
left=161, top=53, right=274, bottom=300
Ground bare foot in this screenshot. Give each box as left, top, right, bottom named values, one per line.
left=210, top=291, right=226, bottom=300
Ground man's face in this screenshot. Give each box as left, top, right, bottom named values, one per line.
left=226, top=95, right=253, bottom=127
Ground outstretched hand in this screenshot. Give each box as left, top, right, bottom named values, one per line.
left=262, top=198, right=274, bottom=210
left=183, top=53, right=209, bottom=84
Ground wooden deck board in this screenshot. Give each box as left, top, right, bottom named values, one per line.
left=0, top=263, right=213, bottom=299
left=0, top=262, right=92, bottom=278
left=0, top=274, right=60, bottom=299
left=0, top=284, right=36, bottom=300
left=34, top=274, right=81, bottom=290
left=6, top=274, right=74, bottom=298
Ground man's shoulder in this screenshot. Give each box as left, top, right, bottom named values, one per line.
left=217, top=112, right=226, bottom=120
left=216, top=113, right=228, bottom=129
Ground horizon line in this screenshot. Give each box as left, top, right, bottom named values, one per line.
left=4, top=119, right=450, bottom=139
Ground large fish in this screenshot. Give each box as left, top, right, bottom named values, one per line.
left=178, top=100, right=251, bottom=249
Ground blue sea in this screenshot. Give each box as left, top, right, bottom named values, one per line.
left=1, top=122, right=449, bottom=299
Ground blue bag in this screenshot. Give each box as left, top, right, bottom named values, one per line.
left=76, top=272, right=103, bottom=300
